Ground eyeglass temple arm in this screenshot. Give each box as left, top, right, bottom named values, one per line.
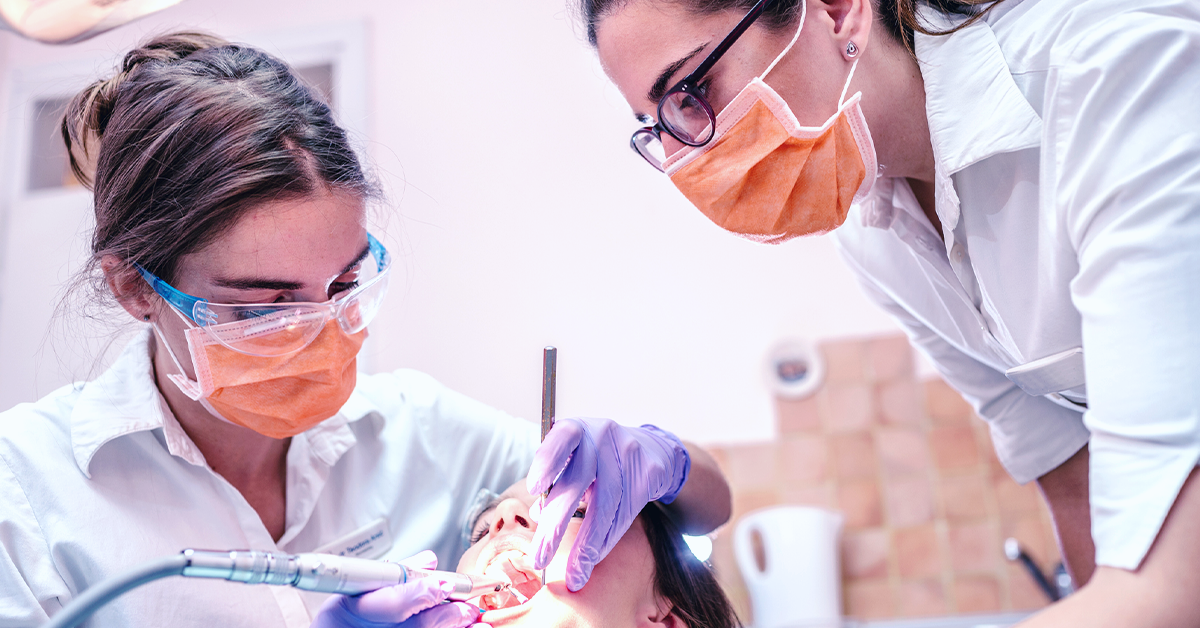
left=366, top=233, right=390, bottom=270
left=135, top=265, right=211, bottom=326
left=680, top=0, right=770, bottom=84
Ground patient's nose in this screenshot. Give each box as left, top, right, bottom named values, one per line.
left=491, top=498, right=533, bottom=534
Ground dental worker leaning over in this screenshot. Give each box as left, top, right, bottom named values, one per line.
left=0, top=32, right=731, bottom=628
left=587, top=0, right=1200, bottom=624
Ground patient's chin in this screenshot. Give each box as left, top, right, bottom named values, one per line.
left=477, top=550, right=544, bottom=611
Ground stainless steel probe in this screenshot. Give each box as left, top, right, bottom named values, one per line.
left=540, top=346, right=557, bottom=586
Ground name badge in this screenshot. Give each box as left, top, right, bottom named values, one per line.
left=313, top=517, right=393, bottom=559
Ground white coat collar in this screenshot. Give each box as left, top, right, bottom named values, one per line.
left=69, top=328, right=381, bottom=477
left=860, top=7, right=1043, bottom=233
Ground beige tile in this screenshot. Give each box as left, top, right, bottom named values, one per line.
left=884, top=475, right=935, bottom=527
left=723, top=443, right=779, bottom=491
left=844, top=579, right=895, bottom=620
left=1005, top=562, right=1053, bottom=611
left=948, top=522, right=1000, bottom=574
left=831, top=432, right=877, bottom=480
left=777, top=395, right=822, bottom=434
left=929, top=425, right=981, bottom=472
left=867, top=334, right=914, bottom=383
left=707, top=446, right=730, bottom=474
left=924, top=379, right=973, bottom=424
left=993, top=474, right=1042, bottom=516
left=876, top=427, right=932, bottom=475
left=842, top=528, right=889, bottom=579
left=894, top=524, right=941, bottom=579
left=821, top=339, right=868, bottom=384
left=838, top=479, right=884, bottom=529
left=898, top=579, right=948, bottom=618
left=777, top=435, right=829, bottom=485
left=821, top=384, right=876, bottom=432
left=731, top=490, right=779, bottom=523
left=938, top=473, right=990, bottom=523
left=953, top=575, right=1002, bottom=614
left=878, top=380, right=924, bottom=425
left=779, top=484, right=836, bottom=510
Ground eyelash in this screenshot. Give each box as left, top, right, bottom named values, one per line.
left=469, top=506, right=587, bottom=545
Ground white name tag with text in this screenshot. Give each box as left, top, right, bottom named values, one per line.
left=313, top=517, right=393, bottom=559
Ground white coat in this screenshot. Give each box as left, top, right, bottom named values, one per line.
left=0, top=330, right=538, bottom=627
left=833, top=0, right=1200, bottom=571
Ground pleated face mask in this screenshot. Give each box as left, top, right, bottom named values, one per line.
left=159, top=316, right=366, bottom=439
left=662, top=8, right=877, bottom=244
left=142, top=234, right=390, bottom=439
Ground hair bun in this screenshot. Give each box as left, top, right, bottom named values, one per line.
left=62, top=31, right=229, bottom=187
left=120, top=31, right=229, bottom=73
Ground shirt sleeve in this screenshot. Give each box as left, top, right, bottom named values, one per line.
left=0, top=451, right=67, bottom=626
left=1049, top=8, right=1200, bottom=570
left=835, top=251, right=1091, bottom=484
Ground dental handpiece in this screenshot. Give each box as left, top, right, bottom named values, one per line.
left=178, top=550, right=508, bottom=600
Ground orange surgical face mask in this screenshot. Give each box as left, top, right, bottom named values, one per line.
left=156, top=316, right=365, bottom=439
left=662, top=4, right=877, bottom=244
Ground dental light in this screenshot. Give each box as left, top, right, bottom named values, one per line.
left=0, top=0, right=183, bottom=44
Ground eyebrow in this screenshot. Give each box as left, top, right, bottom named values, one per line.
left=646, top=43, right=710, bottom=104
left=212, top=243, right=371, bottom=292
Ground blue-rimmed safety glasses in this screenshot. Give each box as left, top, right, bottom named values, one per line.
left=137, top=233, right=391, bottom=357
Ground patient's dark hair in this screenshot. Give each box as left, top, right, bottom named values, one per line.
left=641, top=504, right=741, bottom=628
left=62, top=30, right=374, bottom=295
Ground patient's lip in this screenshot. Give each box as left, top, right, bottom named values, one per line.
left=478, top=531, right=534, bottom=569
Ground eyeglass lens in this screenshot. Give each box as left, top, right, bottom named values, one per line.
left=661, top=90, right=715, bottom=145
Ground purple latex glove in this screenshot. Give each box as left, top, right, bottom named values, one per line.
left=310, top=551, right=485, bottom=628
left=526, top=418, right=690, bottom=591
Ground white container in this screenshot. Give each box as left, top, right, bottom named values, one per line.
left=734, top=506, right=845, bottom=628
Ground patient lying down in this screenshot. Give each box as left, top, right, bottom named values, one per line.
left=456, top=481, right=739, bottom=628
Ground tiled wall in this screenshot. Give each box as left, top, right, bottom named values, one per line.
left=706, top=334, right=1063, bottom=623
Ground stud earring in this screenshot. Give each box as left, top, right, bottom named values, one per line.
left=143, top=314, right=151, bottom=321
left=845, top=40, right=859, bottom=58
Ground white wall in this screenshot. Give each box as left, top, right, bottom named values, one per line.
left=0, top=0, right=902, bottom=445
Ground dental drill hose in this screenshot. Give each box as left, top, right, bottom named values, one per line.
left=43, top=550, right=508, bottom=628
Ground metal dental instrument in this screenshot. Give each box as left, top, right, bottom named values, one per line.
left=540, top=346, right=557, bottom=586
left=184, top=550, right=509, bottom=598
left=43, top=550, right=509, bottom=628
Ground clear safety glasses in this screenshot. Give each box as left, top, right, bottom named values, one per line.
left=630, top=0, right=768, bottom=170
left=137, top=233, right=392, bottom=357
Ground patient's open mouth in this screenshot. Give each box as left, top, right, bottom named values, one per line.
left=478, top=550, right=543, bottom=611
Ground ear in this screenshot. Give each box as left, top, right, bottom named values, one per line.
left=822, top=0, right=873, bottom=59
left=101, top=255, right=157, bottom=323
left=639, top=597, right=688, bottom=628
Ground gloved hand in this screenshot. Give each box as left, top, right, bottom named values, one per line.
left=527, top=418, right=690, bottom=591
left=310, top=551, right=484, bottom=628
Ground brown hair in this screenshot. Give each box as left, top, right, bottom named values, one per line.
left=641, top=503, right=741, bottom=628
left=63, top=31, right=375, bottom=295
left=577, top=0, right=1008, bottom=53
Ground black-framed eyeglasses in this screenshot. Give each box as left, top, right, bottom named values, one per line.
left=630, top=0, right=770, bottom=171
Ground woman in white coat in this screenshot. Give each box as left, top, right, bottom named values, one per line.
left=0, top=32, right=730, bottom=627
left=581, top=0, right=1200, bottom=624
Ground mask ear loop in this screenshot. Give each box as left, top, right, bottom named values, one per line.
left=150, top=307, right=205, bottom=401
left=760, top=0, right=807, bottom=81
left=838, top=58, right=860, bottom=108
